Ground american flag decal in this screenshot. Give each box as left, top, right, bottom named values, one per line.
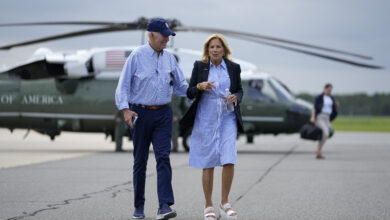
left=105, top=50, right=131, bottom=67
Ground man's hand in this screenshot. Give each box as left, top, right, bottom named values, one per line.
left=199, top=81, right=216, bottom=91
left=122, top=109, right=138, bottom=128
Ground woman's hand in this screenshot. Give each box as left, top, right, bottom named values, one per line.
left=198, top=81, right=216, bottom=91
left=225, top=94, right=237, bottom=106
left=310, top=108, right=315, bottom=123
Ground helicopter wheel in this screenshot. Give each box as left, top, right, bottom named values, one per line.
left=182, top=132, right=191, bottom=152
left=246, top=134, right=254, bottom=143
left=48, top=130, right=60, bottom=141
left=114, top=123, right=124, bottom=152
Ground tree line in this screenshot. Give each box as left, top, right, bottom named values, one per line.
left=296, top=93, right=390, bottom=116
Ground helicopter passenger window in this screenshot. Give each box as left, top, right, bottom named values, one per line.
left=247, top=79, right=278, bottom=103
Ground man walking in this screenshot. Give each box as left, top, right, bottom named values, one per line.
left=115, top=18, right=188, bottom=219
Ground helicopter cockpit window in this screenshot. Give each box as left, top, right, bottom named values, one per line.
left=269, top=77, right=295, bottom=101
left=247, top=79, right=278, bottom=103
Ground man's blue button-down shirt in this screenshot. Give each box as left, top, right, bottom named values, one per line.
left=115, top=44, right=189, bottom=110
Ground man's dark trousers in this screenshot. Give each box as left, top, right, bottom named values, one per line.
left=130, top=104, right=174, bottom=208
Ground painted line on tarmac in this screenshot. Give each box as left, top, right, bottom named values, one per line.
left=233, top=144, right=298, bottom=205
left=6, top=162, right=188, bottom=220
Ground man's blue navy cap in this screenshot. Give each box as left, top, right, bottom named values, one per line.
left=146, top=18, right=176, bottom=37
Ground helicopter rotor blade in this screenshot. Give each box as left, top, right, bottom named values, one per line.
left=0, top=17, right=151, bottom=28
left=0, top=20, right=373, bottom=60
left=0, top=18, right=151, bottom=50
left=0, top=21, right=118, bottom=27
left=0, top=18, right=383, bottom=69
left=175, top=26, right=373, bottom=60
left=227, top=34, right=383, bottom=69
left=0, top=24, right=140, bottom=50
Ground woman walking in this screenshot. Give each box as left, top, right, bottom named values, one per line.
left=181, top=34, right=244, bottom=219
left=310, top=83, right=338, bottom=159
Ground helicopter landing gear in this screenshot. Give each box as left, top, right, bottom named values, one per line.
left=181, top=132, right=191, bottom=152
left=48, top=130, right=60, bottom=141
left=114, top=122, right=125, bottom=152
left=246, top=134, right=254, bottom=143
left=34, top=129, right=61, bottom=141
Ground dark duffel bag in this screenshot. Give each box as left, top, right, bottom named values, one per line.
left=300, top=123, right=323, bottom=141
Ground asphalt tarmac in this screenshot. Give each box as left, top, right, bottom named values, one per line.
left=1, top=129, right=389, bottom=220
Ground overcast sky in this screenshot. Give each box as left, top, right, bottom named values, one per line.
left=0, top=0, right=389, bottom=94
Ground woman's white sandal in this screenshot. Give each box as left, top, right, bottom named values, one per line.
left=204, top=206, right=216, bottom=220
left=219, top=203, right=237, bottom=219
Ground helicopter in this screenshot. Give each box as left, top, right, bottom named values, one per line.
left=0, top=18, right=383, bottom=151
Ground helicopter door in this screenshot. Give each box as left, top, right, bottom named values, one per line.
left=0, top=79, right=21, bottom=129
left=242, top=79, right=286, bottom=134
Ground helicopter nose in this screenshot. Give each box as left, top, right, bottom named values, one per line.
left=287, top=104, right=311, bottom=116
left=286, top=104, right=311, bottom=132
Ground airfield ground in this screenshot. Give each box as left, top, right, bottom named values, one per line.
left=1, top=129, right=389, bottom=220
